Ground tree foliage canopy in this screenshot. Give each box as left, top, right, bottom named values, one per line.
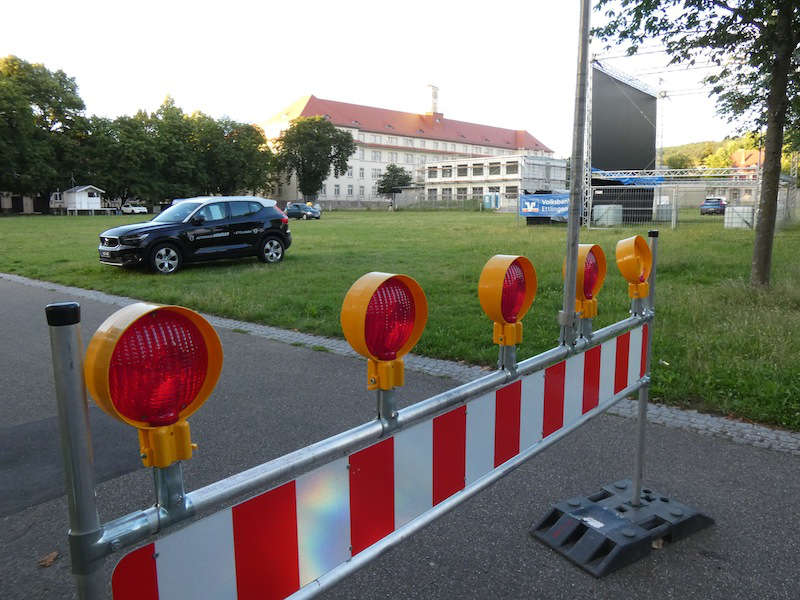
left=592, top=1, right=800, bottom=286
left=275, top=117, right=356, bottom=198
left=377, top=164, right=412, bottom=196
left=0, top=56, right=275, bottom=204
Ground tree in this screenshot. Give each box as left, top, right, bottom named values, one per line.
left=664, top=152, right=693, bottom=168
left=0, top=55, right=85, bottom=197
left=377, top=164, right=412, bottom=198
left=593, top=1, right=800, bottom=287
left=275, top=116, right=355, bottom=200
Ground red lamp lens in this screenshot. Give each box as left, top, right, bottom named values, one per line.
left=501, top=260, right=526, bottom=323
left=365, top=278, right=415, bottom=361
left=583, top=251, right=599, bottom=299
left=109, top=311, right=208, bottom=427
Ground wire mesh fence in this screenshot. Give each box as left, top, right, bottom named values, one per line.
left=310, top=181, right=799, bottom=230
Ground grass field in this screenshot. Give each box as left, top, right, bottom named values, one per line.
left=1, top=211, right=798, bottom=430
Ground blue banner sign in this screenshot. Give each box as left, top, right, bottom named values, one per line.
left=519, top=193, right=570, bottom=218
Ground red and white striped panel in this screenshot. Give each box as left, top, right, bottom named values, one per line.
left=112, top=325, right=648, bottom=600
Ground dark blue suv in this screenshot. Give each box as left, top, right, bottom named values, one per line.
left=700, top=197, right=727, bottom=215
left=97, top=196, right=292, bottom=274
left=285, top=202, right=321, bottom=220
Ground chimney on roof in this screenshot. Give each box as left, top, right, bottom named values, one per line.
left=426, top=84, right=443, bottom=121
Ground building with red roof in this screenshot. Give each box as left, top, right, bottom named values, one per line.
left=264, top=95, right=564, bottom=206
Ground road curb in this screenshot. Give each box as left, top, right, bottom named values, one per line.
left=3, top=271, right=799, bottom=456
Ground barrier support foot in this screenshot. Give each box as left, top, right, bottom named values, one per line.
left=530, top=478, right=713, bottom=577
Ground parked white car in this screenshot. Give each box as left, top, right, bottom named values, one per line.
left=121, top=203, right=148, bottom=215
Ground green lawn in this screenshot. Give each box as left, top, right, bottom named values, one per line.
left=1, top=211, right=798, bottom=430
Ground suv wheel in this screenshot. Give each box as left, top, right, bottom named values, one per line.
left=150, top=243, right=182, bottom=274
left=258, top=236, right=285, bottom=263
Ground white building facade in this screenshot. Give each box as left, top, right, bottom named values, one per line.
left=423, top=154, right=567, bottom=210
left=264, top=96, right=561, bottom=206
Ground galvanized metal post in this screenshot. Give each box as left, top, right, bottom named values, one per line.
left=154, top=462, right=191, bottom=524
left=377, top=389, right=398, bottom=432
left=559, top=0, right=591, bottom=346
left=632, top=231, right=659, bottom=507
left=497, top=344, right=517, bottom=375
left=671, top=185, right=678, bottom=230
left=46, top=302, right=104, bottom=599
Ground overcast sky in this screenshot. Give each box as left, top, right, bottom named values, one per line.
left=2, top=0, right=740, bottom=157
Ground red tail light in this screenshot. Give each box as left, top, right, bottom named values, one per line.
left=365, top=278, right=415, bottom=361
left=108, top=310, right=208, bottom=427
left=583, top=251, right=599, bottom=299
left=501, top=260, right=526, bottom=323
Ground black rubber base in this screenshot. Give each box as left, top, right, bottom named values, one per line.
left=531, top=479, right=714, bottom=577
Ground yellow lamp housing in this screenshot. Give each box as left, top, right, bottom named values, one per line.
left=478, top=255, right=537, bottom=346
left=340, top=272, right=428, bottom=390
left=84, top=303, right=223, bottom=468
left=562, top=244, right=607, bottom=319
left=616, top=235, right=653, bottom=299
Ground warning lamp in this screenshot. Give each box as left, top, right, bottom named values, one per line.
left=562, top=244, right=607, bottom=319
left=341, top=273, right=427, bottom=390
left=616, top=235, right=653, bottom=298
left=478, top=255, right=537, bottom=346
left=84, top=303, right=223, bottom=468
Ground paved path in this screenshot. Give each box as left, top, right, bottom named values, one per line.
left=1, top=274, right=798, bottom=599
left=3, top=272, right=799, bottom=455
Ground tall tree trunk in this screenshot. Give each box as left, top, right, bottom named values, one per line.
left=750, top=5, right=793, bottom=287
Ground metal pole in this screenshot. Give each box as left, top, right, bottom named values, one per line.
left=377, top=389, right=398, bottom=432
left=559, top=0, right=591, bottom=346
left=46, top=302, right=104, bottom=599
left=631, top=231, right=659, bottom=507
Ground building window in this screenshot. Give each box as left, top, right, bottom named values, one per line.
left=334, top=184, right=340, bottom=196
left=359, top=185, right=365, bottom=197
left=371, top=134, right=381, bottom=143
left=419, top=140, right=425, bottom=149
left=432, top=141, right=439, bottom=150
left=371, top=185, right=377, bottom=196
left=372, top=151, right=382, bottom=161
left=428, top=189, right=437, bottom=200
left=347, top=184, right=353, bottom=196
left=472, top=186, right=483, bottom=196
left=347, top=166, right=353, bottom=177
left=428, top=167, right=438, bottom=178
left=388, top=136, right=397, bottom=145
left=442, top=166, right=452, bottom=177
left=389, top=151, right=398, bottom=162
left=456, top=187, right=468, bottom=198
left=489, top=163, right=501, bottom=175
left=488, top=186, right=500, bottom=193
left=359, top=149, right=365, bottom=160
left=442, top=188, right=452, bottom=200
left=450, top=143, right=456, bottom=151
left=359, top=167, right=365, bottom=178
left=404, top=138, right=414, bottom=147
left=321, top=185, right=327, bottom=196
left=505, top=186, right=519, bottom=195
left=405, top=153, right=414, bottom=163
left=358, top=134, right=365, bottom=142
left=372, top=168, right=382, bottom=179
left=472, top=164, right=484, bottom=176
left=457, top=164, right=468, bottom=177
left=505, top=162, right=519, bottom=175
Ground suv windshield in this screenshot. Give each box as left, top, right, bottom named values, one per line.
left=152, top=201, right=203, bottom=223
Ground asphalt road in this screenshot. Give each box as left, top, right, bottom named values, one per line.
left=1, top=276, right=798, bottom=599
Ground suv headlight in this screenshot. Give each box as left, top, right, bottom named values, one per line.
left=119, top=232, right=150, bottom=246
